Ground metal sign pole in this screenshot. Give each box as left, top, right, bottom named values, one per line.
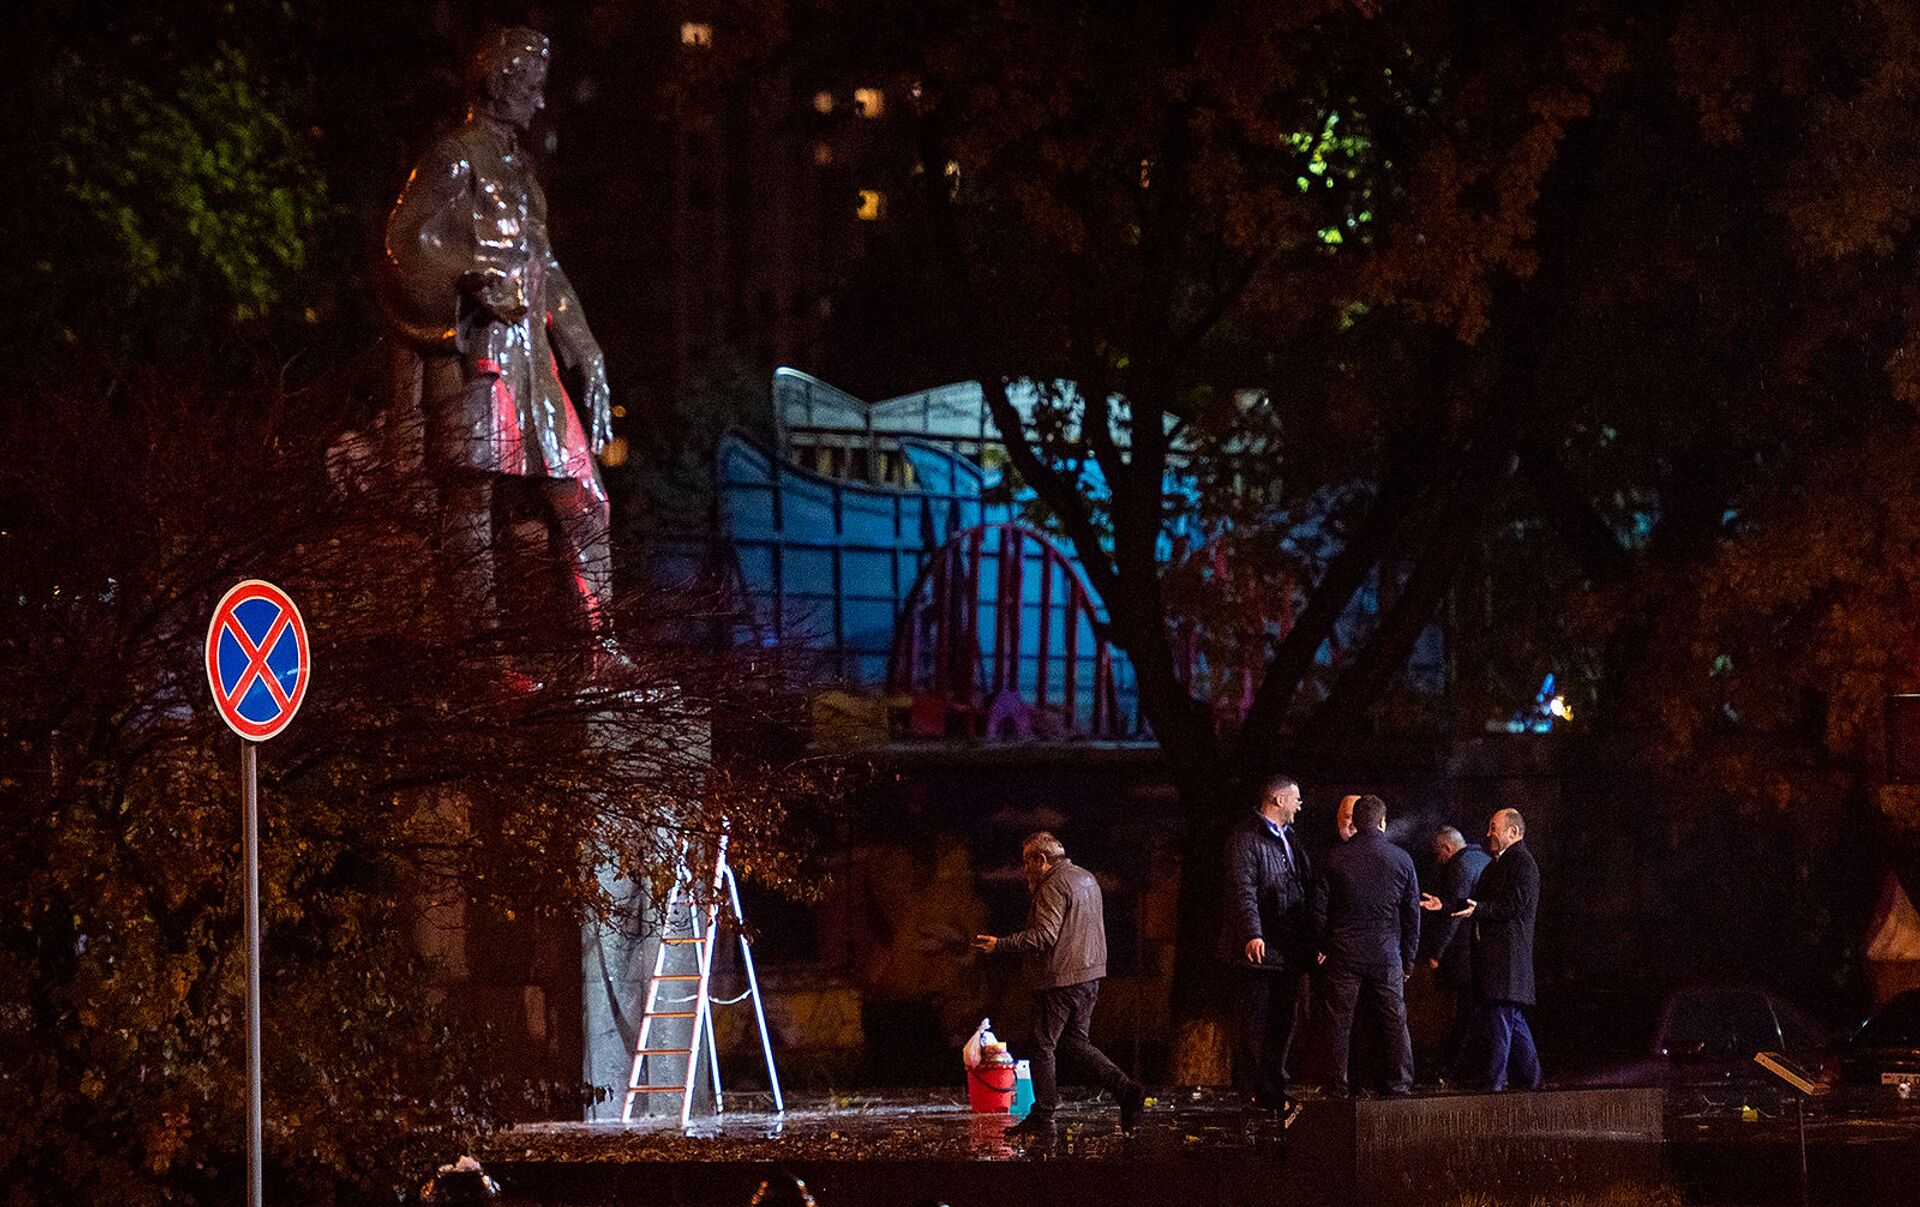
left=206, top=579, right=308, bottom=1207
left=243, top=739, right=263, bottom=1207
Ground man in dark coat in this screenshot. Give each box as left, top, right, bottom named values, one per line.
left=1310, top=795, right=1421, bottom=1096
left=1220, top=774, right=1313, bottom=1113
left=974, top=832, right=1145, bottom=1135
left=1453, top=808, right=1543, bottom=1090
left=1420, top=826, right=1492, bottom=1078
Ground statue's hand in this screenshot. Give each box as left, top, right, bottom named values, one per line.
left=461, top=268, right=529, bottom=322
left=585, top=358, right=614, bottom=453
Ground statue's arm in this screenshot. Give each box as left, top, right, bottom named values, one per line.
left=544, top=257, right=613, bottom=452
left=383, top=147, right=480, bottom=349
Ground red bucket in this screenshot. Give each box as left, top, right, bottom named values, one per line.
left=967, top=1059, right=1017, bottom=1113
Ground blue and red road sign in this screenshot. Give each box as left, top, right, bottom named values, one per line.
left=205, top=579, right=311, bottom=741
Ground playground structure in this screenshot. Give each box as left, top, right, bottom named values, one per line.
left=687, top=430, right=1143, bottom=741
left=649, top=368, right=1445, bottom=748
left=889, top=520, right=1129, bottom=740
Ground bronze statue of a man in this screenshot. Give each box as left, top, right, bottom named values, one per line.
left=382, top=27, right=615, bottom=643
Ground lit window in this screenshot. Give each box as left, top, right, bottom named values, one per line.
left=813, top=141, right=834, bottom=166
left=853, top=88, right=884, bottom=118
left=813, top=91, right=835, bottom=114
left=856, top=189, right=884, bottom=220
left=680, top=22, right=713, bottom=47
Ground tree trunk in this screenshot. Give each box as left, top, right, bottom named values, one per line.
left=1165, top=757, right=1239, bottom=1085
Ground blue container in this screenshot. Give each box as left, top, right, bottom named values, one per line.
left=1011, top=1059, right=1034, bottom=1117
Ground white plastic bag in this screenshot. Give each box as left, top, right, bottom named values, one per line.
left=963, top=1017, right=994, bottom=1069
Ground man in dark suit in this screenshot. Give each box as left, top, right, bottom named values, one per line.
left=1420, top=826, right=1492, bottom=1079
left=1310, top=795, right=1421, bottom=1096
left=1452, top=808, right=1543, bottom=1091
left=1220, top=773, right=1313, bottom=1114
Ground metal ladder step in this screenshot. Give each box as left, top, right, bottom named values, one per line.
left=633, top=1048, right=691, bottom=1056
left=644, top=1011, right=696, bottom=1018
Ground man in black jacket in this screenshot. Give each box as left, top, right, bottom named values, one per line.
left=1452, top=808, right=1543, bottom=1091
left=1420, top=826, right=1492, bottom=1078
left=1310, top=794, right=1421, bottom=1096
left=974, top=832, right=1145, bottom=1135
left=1220, top=774, right=1313, bottom=1113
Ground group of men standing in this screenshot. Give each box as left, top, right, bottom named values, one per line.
left=1223, top=775, right=1542, bottom=1113
left=966, top=776, right=1541, bottom=1140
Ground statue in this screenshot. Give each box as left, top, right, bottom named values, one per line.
left=381, top=27, right=616, bottom=653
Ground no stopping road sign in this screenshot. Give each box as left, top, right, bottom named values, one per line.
left=205, top=579, right=310, bottom=741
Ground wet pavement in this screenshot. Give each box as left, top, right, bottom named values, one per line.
left=476, top=1086, right=1920, bottom=1206
left=1666, top=1090, right=1920, bottom=1205
left=482, top=1087, right=1671, bottom=1205
left=496, top=1088, right=1290, bottom=1165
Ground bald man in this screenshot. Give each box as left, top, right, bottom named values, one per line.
left=1451, top=808, right=1542, bottom=1090
left=1336, top=795, right=1360, bottom=842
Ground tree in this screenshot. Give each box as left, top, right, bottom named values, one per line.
left=1568, top=0, right=1920, bottom=992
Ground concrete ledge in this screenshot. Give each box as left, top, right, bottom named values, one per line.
left=1288, top=1088, right=1665, bottom=1205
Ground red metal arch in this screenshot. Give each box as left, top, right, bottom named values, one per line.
left=887, top=522, right=1126, bottom=739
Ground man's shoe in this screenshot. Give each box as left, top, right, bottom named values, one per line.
left=1004, top=1112, right=1057, bottom=1140
left=1120, top=1084, right=1146, bottom=1133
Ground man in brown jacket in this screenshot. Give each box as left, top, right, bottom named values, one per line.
left=975, top=832, right=1145, bottom=1136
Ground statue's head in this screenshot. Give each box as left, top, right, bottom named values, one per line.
left=467, top=27, right=549, bottom=131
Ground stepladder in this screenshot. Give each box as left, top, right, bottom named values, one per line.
left=622, top=831, right=784, bottom=1126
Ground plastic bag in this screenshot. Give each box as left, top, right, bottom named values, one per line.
left=962, top=1017, right=997, bottom=1069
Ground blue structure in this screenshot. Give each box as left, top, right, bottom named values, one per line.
left=707, top=430, right=1141, bottom=738
left=668, top=369, right=1447, bottom=747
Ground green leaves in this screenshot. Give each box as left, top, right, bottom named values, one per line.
left=51, top=44, right=323, bottom=322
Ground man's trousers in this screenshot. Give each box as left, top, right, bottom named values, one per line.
left=1233, top=969, right=1303, bottom=1106
left=1471, top=1000, right=1543, bottom=1091
left=1028, top=979, right=1135, bottom=1116
left=1315, top=963, right=1414, bottom=1096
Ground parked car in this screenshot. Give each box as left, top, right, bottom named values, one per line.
left=1531, top=980, right=1831, bottom=1090
left=1839, top=988, right=1920, bottom=1089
